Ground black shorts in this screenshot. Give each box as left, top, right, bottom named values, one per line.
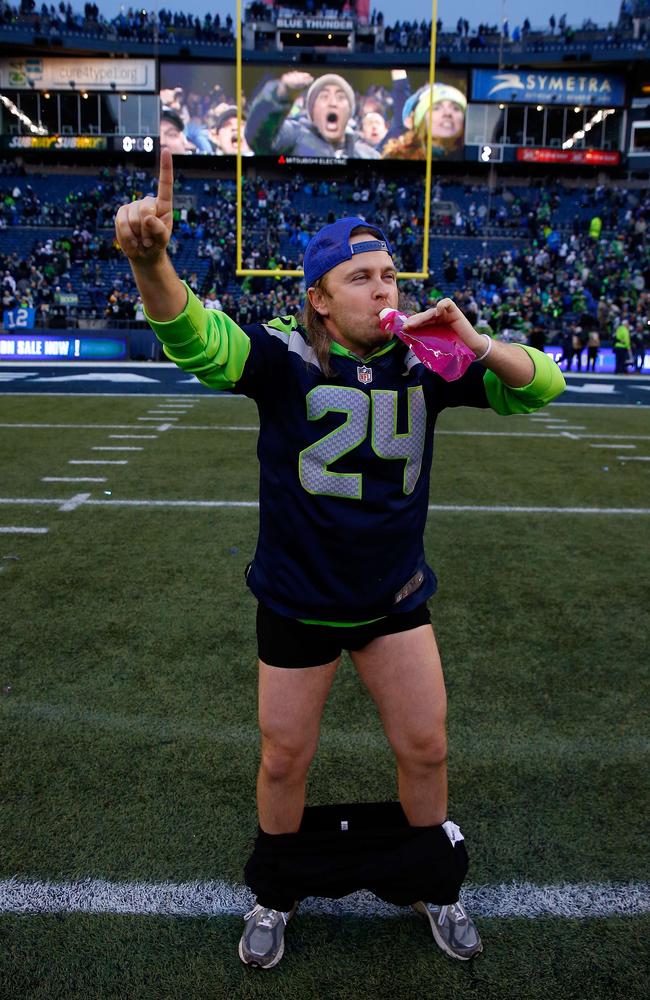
left=256, top=602, right=431, bottom=669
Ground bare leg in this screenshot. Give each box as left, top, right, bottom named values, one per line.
left=351, top=624, right=448, bottom=826
left=256, top=658, right=339, bottom=834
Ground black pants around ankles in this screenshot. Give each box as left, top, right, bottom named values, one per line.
left=256, top=602, right=431, bottom=668
left=245, top=802, right=469, bottom=911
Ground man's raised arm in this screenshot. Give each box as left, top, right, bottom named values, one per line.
left=114, top=148, right=187, bottom=321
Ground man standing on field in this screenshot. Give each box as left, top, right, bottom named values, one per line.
left=115, top=150, right=565, bottom=969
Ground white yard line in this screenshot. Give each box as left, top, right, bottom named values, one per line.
left=68, top=460, right=128, bottom=466
left=0, top=526, right=48, bottom=534
left=0, top=877, right=647, bottom=920
left=590, top=444, right=636, bottom=449
left=138, top=417, right=178, bottom=422
left=91, top=447, right=143, bottom=452
left=2, top=422, right=650, bottom=442
left=108, top=435, right=158, bottom=440
left=9, top=701, right=647, bottom=760
left=1, top=497, right=650, bottom=515
left=42, top=477, right=107, bottom=483
left=617, top=456, right=650, bottom=461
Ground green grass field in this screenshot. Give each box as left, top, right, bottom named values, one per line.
left=1, top=392, right=649, bottom=999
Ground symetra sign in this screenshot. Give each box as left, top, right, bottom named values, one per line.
left=472, top=70, right=625, bottom=107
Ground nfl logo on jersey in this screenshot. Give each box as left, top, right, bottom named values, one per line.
left=357, top=366, right=372, bottom=384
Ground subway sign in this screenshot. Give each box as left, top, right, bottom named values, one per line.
left=472, top=69, right=625, bottom=107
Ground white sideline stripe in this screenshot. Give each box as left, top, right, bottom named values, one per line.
left=68, top=460, right=128, bottom=466
left=8, top=701, right=648, bottom=760
left=0, top=424, right=163, bottom=430
left=618, top=455, right=650, bottom=461
left=0, top=878, right=647, bottom=920
left=91, top=446, right=143, bottom=452
left=42, top=477, right=107, bottom=483
left=0, top=526, right=47, bottom=534
left=1, top=498, right=650, bottom=515
left=590, top=444, right=636, bottom=449
left=58, top=492, right=91, bottom=512
left=2, top=422, right=650, bottom=443
left=109, top=435, right=158, bottom=440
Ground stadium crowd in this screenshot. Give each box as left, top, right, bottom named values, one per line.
left=1, top=164, right=648, bottom=368
left=1, top=1, right=235, bottom=43
left=1, top=1, right=646, bottom=49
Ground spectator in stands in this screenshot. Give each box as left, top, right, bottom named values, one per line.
left=245, top=71, right=380, bottom=159
left=613, top=315, right=632, bottom=373
left=159, top=108, right=196, bottom=155
left=208, top=106, right=252, bottom=156
left=383, top=83, right=466, bottom=160
left=632, top=319, right=647, bottom=371
left=360, top=109, right=389, bottom=148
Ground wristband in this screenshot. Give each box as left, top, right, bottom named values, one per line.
left=474, top=333, right=493, bottom=363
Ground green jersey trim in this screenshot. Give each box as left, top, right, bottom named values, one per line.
left=483, top=344, right=566, bottom=415
left=298, top=616, right=385, bottom=626
left=144, top=283, right=251, bottom=391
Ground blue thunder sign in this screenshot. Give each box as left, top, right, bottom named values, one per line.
left=471, top=69, right=626, bottom=107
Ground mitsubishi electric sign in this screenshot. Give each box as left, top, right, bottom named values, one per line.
left=471, top=69, right=625, bottom=107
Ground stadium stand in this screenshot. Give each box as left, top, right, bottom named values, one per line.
left=0, top=2, right=648, bottom=368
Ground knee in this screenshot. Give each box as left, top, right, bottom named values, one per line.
left=259, top=736, right=317, bottom=784
left=393, top=727, right=448, bottom=771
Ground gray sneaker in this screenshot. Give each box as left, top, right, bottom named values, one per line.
left=412, top=899, right=483, bottom=960
left=238, top=902, right=298, bottom=969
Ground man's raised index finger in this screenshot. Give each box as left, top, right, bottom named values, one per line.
left=156, top=147, right=174, bottom=214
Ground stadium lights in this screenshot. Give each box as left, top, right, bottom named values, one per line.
left=0, top=93, right=48, bottom=135
left=81, top=91, right=89, bottom=100
left=536, top=105, right=544, bottom=111
left=43, top=91, right=50, bottom=99
left=295, top=32, right=300, bottom=38
left=120, top=93, right=128, bottom=101
left=498, top=103, right=505, bottom=110
left=574, top=106, right=581, bottom=113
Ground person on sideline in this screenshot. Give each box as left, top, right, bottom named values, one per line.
left=115, top=150, right=566, bottom=970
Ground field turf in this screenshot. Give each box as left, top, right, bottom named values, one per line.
left=1, top=392, right=648, bottom=999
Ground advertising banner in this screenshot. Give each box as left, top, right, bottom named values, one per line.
left=516, top=147, right=622, bottom=165
left=0, top=57, right=156, bottom=92
left=472, top=69, right=625, bottom=107
left=0, top=335, right=127, bottom=361
left=3, top=135, right=108, bottom=151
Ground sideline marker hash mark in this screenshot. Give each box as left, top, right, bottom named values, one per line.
left=42, top=477, right=107, bottom=483
left=0, top=526, right=48, bottom=534
left=58, top=493, right=91, bottom=512
left=91, top=447, right=144, bottom=452
left=69, top=460, right=128, bottom=466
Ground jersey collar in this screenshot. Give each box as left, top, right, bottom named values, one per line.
left=329, top=338, right=398, bottom=363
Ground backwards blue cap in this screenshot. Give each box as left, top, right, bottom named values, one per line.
left=303, top=216, right=393, bottom=288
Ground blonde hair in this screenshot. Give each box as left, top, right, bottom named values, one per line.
left=301, top=226, right=415, bottom=377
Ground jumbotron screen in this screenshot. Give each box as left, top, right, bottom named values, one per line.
left=159, top=62, right=467, bottom=161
